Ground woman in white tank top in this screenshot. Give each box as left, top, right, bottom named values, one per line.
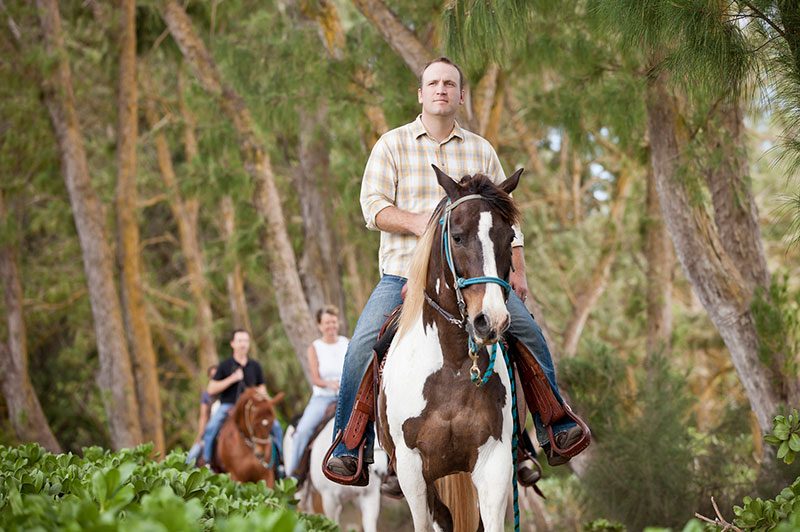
left=287, top=305, right=348, bottom=477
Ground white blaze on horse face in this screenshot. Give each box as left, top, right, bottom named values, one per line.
left=475, top=211, right=509, bottom=334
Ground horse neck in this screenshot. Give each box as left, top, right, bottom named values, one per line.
left=424, top=230, right=469, bottom=355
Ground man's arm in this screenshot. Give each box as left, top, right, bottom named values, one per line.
left=510, top=246, right=529, bottom=301
left=374, top=206, right=431, bottom=236
left=207, top=368, right=243, bottom=396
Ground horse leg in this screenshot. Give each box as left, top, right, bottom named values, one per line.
left=470, top=446, right=512, bottom=532
left=357, top=482, right=382, bottom=532
left=320, top=494, right=343, bottom=528
left=394, top=448, right=436, bottom=532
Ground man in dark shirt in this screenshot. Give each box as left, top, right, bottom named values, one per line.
left=201, top=329, right=280, bottom=465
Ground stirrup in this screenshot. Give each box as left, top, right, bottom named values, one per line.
left=322, top=429, right=369, bottom=485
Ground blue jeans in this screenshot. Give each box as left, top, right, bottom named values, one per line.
left=202, top=403, right=285, bottom=463
left=332, top=274, right=406, bottom=460
left=505, top=291, right=577, bottom=445
left=203, top=403, right=233, bottom=463
left=288, top=394, right=337, bottom=476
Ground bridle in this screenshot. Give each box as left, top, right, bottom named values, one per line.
left=425, top=193, right=513, bottom=386
left=239, top=395, right=276, bottom=470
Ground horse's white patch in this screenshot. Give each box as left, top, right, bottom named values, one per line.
left=435, top=278, right=440, bottom=295
left=477, top=212, right=508, bottom=325
left=471, top=348, right=513, bottom=532
left=261, top=419, right=268, bottom=426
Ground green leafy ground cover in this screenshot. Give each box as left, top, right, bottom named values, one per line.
left=0, top=443, right=336, bottom=532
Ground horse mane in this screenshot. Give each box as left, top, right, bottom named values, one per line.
left=397, top=174, right=519, bottom=338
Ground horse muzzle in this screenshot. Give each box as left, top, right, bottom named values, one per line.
left=470, top=311, right=510, bottom=345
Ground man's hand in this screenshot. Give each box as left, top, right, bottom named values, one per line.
left=231, top=368, right=244, bottom=383
left=510, top=247, right=529, bottom=302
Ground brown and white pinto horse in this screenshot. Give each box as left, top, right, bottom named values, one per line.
left=216, top=387, right=284, bottom=485
left=378, top=166, right=523, bottom=532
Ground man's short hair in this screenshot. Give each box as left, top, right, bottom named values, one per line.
left=230, top=328, right=249, bottom=342
left=316, top=305, right=339, bottom=324
left=419, top=56, right=465, bottom=91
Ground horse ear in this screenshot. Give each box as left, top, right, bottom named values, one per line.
left=432, top=164, right=461, bottom=200
left=499, top=168, right=523, bottom=195
left=271, top=392, right=285, bottom=404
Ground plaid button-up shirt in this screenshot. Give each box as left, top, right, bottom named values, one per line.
left=360, top=115, right=524, bottom=277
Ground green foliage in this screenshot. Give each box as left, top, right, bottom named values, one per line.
left=574, top=350, right=699, bottom=530
left=0, top=443, right=336, bottom=532
left=766, top=408, right=800, bottom=465
left=730, top=476, right=800, bottom=531
left=584, top=518, right=627, bottom=531
left=752, top=274, right=800, bottom=375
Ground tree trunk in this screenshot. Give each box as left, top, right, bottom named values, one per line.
left=142, top=68, right=218, bottom=372
left=645, top=72, right=784, bottom=437
left=115, top=0, right=164, bottom=456
left=562, top=169, right=632, bottom=357
left=644, top=163, right=674, bottom=360
left=505, top=90, right=544, bottom=176
left=161, top=0, right=315, bottom=383
left=35, top=0, right=142, bottom=449
left=472, top=63, right=500, bottom=137
left=0, top=194, right=62, bottom=452
left=294, top=106, right=348, bottom=328
left=483, top=71, right=505, bottom=148
left=704, top=100, right=770, bottom=291
left=219, top=195, right=252, bottom=333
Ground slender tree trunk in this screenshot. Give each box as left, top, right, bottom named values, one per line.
left=142, top=68, right=218, bottom=372
left=483, top=71, right=505, bottom=148
left=645, top=72, right=784, bottom=438
left=162, top=0, right=315, bottom=382
left=562, top=169, right=632, bottom=356
left=115, top=0, right=164, bottom=456
left=704, top=100, right=770, bottom=291
left=218, top=195, right=251, bottom=332
left=505, top=90, right=544, bottom=176
left=294, top=106, right=348, bottom=327
left=0, top=194, right=62, bottom=452
left=473, top=63, right=500, bottom=137
left=35, top=0, right=142, bottom=449
left=644, top=163, right=673, bottom=361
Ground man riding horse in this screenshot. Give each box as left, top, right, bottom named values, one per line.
left=201, top=328, right=284, bottom=468
left=324, top=56, right=588, bottom=496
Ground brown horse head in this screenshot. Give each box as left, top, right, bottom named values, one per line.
left=226, top=388, right=284, bottom=478
left=431, top=165, right=522, bottom=345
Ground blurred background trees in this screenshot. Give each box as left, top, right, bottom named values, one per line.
left=1, top=0, right=799, bottom=530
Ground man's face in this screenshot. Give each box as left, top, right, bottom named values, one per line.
left=230, top=331, right=251, bottom=356
left=418, top=62, right=464, bottom=118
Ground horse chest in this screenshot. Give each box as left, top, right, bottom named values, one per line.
left=383, top=319, right=512, bottom=464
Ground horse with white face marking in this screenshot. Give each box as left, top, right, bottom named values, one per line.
left=378, top=166, right=523, bottom=532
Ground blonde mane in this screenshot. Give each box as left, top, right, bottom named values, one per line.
left=397, top=204, right=444, bottom=338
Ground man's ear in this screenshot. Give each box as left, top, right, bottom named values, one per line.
left=499, top=168, right=523, bottom=195
left=432, top=164, right=461, bottom=199
left=418, top=87, right=423, bottom=105
left=460, top=89, right=465, bottom=105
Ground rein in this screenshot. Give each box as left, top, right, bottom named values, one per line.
left=239, top=396, right=276, bottom=469
left=425, top=193, right=512, bottom=387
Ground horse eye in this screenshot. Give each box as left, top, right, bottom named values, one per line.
left=452, top=233, right=463, bottom=244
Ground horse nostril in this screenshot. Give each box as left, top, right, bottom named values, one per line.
left=473, top=313, right=491, bottom=336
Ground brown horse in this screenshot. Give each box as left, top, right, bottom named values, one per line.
left=215, top=387, right=284, bottom=485
left=378, top=166, right=523, bottom=532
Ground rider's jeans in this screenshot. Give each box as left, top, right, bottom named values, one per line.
left=202, top=402, right=233, bottom=463
left=288, top=393, right=338, bottom=476
left=331, top=276, right=576, bottom=461
left=332, top=274, right=406, bottom=461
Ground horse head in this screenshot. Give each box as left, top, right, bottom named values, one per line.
left=234, top=389, right=284, bottom=468
left=432, top=164, right=522, bottom=346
